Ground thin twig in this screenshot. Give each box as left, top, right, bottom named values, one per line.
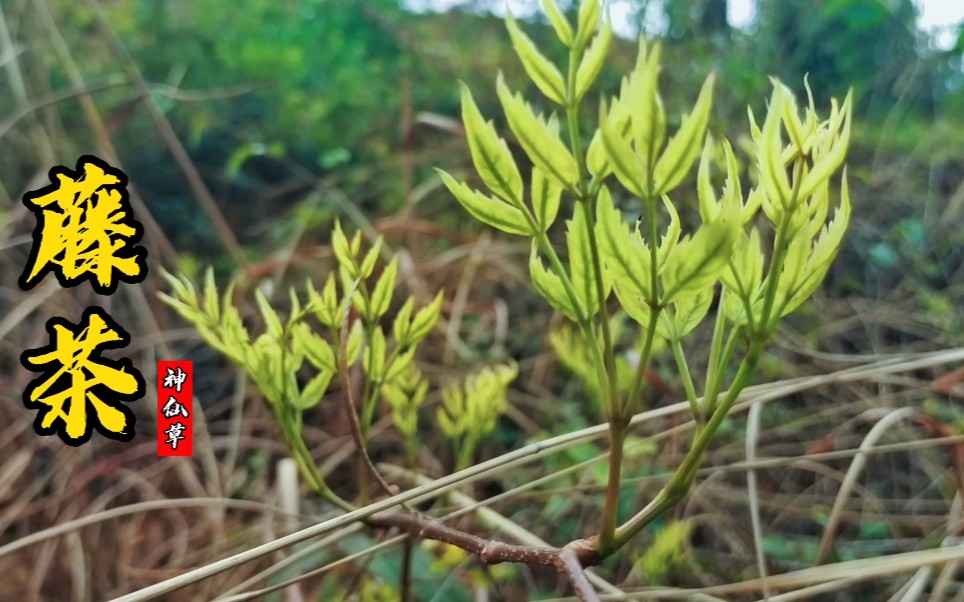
left=337, top=278, right=400, bottom=501
left=557, top=541, right=602, bottom=602
left=369, top=512, right=589, bottom=567
left=106, top=347, right=964, bottom=601
left=0, top=80, right=128, bottom=140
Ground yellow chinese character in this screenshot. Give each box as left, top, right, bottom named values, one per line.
left=19, top=155, right=147, bottom=295
left=21, top=307, right=144, bottom=446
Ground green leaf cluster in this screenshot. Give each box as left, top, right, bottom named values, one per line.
left=159, top=224, right=445, bottom=489
left=437, top=362, right=518, bottom=470
left=439, top=0, right=855, bottom=554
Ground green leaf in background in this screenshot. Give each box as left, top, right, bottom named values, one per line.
left=408, top=290, right=444, bottom=345
left=369, top=256, right=399, bottom=320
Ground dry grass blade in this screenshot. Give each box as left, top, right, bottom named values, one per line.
left=746, top=401, right=770, bottom=600
left=106, top=347, right=964, bottom=600
left=0, top=498, right=295, bottom=559
left=814, top=407, right=919, bottom=565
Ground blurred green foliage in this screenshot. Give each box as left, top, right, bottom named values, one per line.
left=11, top=0, right=960, bottom=269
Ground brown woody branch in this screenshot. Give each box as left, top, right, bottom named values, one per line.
left=369, top=511, right=602, bottom=599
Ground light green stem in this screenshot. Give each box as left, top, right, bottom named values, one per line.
left=610, top=340, right=764, bottom=550
left=670, top=337, right=700, bottom=418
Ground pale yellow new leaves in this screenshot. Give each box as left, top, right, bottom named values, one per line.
left=159, top=225, right=444, bottom=417
left=440, top=0, right=852, bottom=384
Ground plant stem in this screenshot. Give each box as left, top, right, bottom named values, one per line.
left=670, top=337, right=700, bottom=418
left=611, top=340, right=763, bottom=549
left=282, top=419, right=355, bottom=513
left=758, top=159, right=804, bottom=335
left=565, top=46, right=619, bottom=422
left=703, top=288, right=729, bottom=410
left=623, top=195, right=662, bottom=420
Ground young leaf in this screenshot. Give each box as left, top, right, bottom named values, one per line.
left=437, top=169, right=535, bottom=236
left=358, top=236, right=383, bottom=279
left=496, top=74, right=578, bottom=189
left=697, top=136, right=720, bottom=223
left=599, top=99, right=646, bottom=198
left=615, top=284, right=654, bottom=332
left=408, top=290, right=444, bottom=344
left=662, top=215, right=738, bottom=303
left=656, top=195, right=681, bottom=270
left=506, top=13, right=567, bottom=105
left=660, top=288, right=714, bottom=339
left=575, top=0, right=600, bottom=50
left=779, top=171, right=851, bottom=318
left=385, top=345, right=417, bottom=383
left=722, top=228, right=764, bottom=304
left=566, top=205, right=606, bottom=317
left=541, top=0, right=574, bottom=47
left=779, top=81, right=806, bottom=152
left=459, top=82, right=524, bottom=204
left=311, top=274, right=341, bottom=329
left=626, top=40, right=666, bottom=183
left=532, top=167, right=562, bottom=231
left=363, top=326, right=387, bottom=381
left=529, top=244, right=581, bottom=321
left=595, top=187, right=652, bottom=301
left=654, top=72, right=715, bottom=195
left=574, top=19, right=612, bottom=101
left=295, top=371, right=334, bottom=410
left=370, top=256, right=399, bottom=320
left=293, top=324, right=337, bottom=372
left=332, top=220, right=358, bottom=277
left=757, top=84, right=792, bottom=211
left=587, top=82, right=631, bottom=177
left=393, top=298, right=415, bottom=345
left=797, top=91, right=852, bottom=200
left=254, top=288, right=284, bottom=338
left=203, top=267, right=219, bottom=322
left=346, top=320, right=364, bottom=365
